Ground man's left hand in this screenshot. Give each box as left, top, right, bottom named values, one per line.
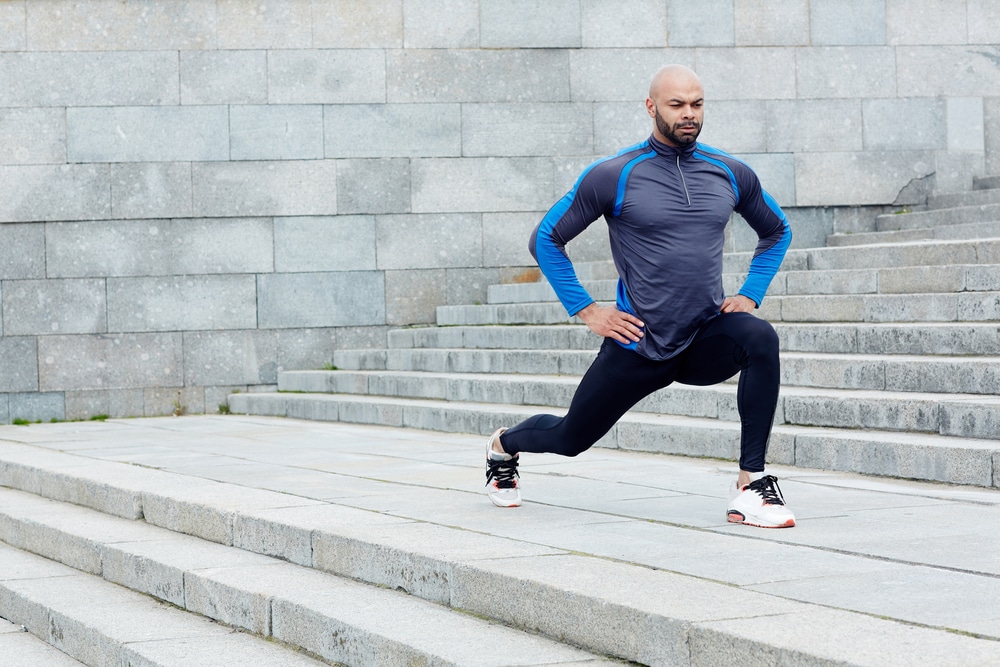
left=720, top=294, right=757, bottom=313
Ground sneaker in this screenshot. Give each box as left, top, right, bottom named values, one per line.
left=485, top=428, right=521, bottom=507
left=727, top=474, right=795, bottom=528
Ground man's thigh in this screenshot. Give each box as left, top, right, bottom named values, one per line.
left=675, top=312, right=773, bottom=386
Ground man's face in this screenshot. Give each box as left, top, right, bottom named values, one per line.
left=646, top=76, right=704, bottom=147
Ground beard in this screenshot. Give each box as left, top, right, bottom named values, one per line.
left=655, top=107, right=701, bottom=146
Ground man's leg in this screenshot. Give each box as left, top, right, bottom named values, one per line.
left=674, top=312, right=794, bottom=527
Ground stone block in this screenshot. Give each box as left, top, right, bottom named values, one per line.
left=26, top=0, right=216, bottom=50
left=411, top=157, right=554, bottom=212
left=809, top=0, right=885, bottom=45
left=0, top=394, right=11, bottom=424
left=312, top=0, right=402, bottom=47
left=594, top=102, right=656, bottom=154
left=0, top=164, right=111, bottom=223
left=734, top=0, right=809, bottom=46
left=180, top=50, right=268, bottom=105
left=147, top=384, right=200, bottom=417
left=67, top=106, right=229, bottom=163
left=46, top=219, right=171, bottom=278
left=111, top=163, right=193, bottom=220
left=9, top=392, right=64, bottom=423
left=0, top=109, right=65, bottom=165
left=64, top=390, right=111, bottom=421
left=337, top=159, right=410, bottom=214
left=765, top=100, right=863, bottom=152
left=886, top=0, right=967, bottom=45
left=37, top=333, right=183, bottom=391
left=191, top=160, right=338, bottom=217
left=939, top=401, right=1000, bottom=440
left=267, top=50, right=386, bottom=104
left=933, top=151, right=985, bottom=196
left=402, top=0, right=479, bottom=48
left=463, top=102, right=595, bottom=157
left=0, top=3, right=24, bottom=50
left=794, top=150, right=935, bottom=207
left=0, top=52, right=178, bottom=106
left=571, top=49, right=694, bottom=102
left=733, top=153, right=795, bottom=209
left=698, top=47, right=796, bottom=100
left=229, top=105, right=324, bottom=161
left=863, top=99, right=946, bottom=150
left=969, top=0, right=1000, bottom=44
left=483, top=212, right=546, bottom=268
left=274, top=215, right=377, bottom=272
left=274, top=328, right=339, bottom=374
left=796, top=47, right=896, bottom=99
left=877, top=266, right=965, bottom=294
left=896, top=46, right=1000, bottom=97
left=980, top=98, right=1000, bottom=174
left=783, top=206, right=835, bottom=250
left=697, top=101, right=768, bottom=153
left=668, top=0, right=735, bottom=47
left=446, top=268, right=498, bottom=307
left=947, top=98, right=985, bottom=152
left=107, top=275, right=257, bottom=333
left=481, top=0, right=580, bottom=48
left=183, top=330, right=278, bottom=386
left=257, top=271, right=385, bottom=328
left=109, top=389, right=145, bottom=418
left=216, top=0, right=312, bottom=49
left=785, top=269, right=877, bottom=296
left=324, top=103, right=461, bottom=158
left=387, top=49, right=570, bottom=103
left=171, top=218, right=274, bottom=275
left=582, top=0, right=666, bottom=47
left=376, top=213, right=482, bottom=269
left=384, top=269, right=446, bottom=325
left=3, top=279, right=106, bottom=336
left=0, top=224, right=45, bottom=280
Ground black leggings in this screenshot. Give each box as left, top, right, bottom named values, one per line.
left=500, top=312, right=779, bottom=473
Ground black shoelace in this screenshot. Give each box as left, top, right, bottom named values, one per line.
left=486, top=456, right=519, bottom=489
left=748, top=475, right=786, bottom=506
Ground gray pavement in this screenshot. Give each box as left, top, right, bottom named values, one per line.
left=1, top=415, right=999, bottom=665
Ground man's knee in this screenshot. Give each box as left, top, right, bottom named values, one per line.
left=741, top=316, right=779, bottom=359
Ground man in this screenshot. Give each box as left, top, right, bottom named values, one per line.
left=484, top=64, right=795, bottom=528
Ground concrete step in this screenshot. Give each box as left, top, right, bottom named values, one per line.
left=333, top=348, right=1000, bottom=395
left=390, top=322, right=1000, bottom=356
left=279, top=369, right=1000, bottom=441
left=227, top=392, right=1000, bottom=487
left=1, top=616, right=85, bottom=667
left=2, top=415, right=999, bottom=667
left=827, top=220, right=1000, bottom=246
left=0, top=487, right=611, bottom=667
left=874, top=202, right=1000, bottom=232
left=0, top=544, right=329, bottom=667
left=974, top=174, right=1000, bottom=190
left=437, top=290, right=1000, bottom=325
left=928, top=186, right=1000, bottom=209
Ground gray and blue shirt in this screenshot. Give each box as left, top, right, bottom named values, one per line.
left=530, top=134, right=792, bottom=361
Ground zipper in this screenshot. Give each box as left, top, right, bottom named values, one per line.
left=676, top=154, right=692, bottom=206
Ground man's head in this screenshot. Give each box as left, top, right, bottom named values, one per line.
left=645, top=65, right=704, bottom=147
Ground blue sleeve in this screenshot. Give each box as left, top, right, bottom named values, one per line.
left=529, top=159, right=618, bottom=316
left=732, top=170, right=791, bottom=307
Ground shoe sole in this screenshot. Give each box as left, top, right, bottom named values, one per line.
left=727, top=510, right=795, bottom=528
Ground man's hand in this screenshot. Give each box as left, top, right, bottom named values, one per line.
left=720, top=294, right=757, bottom=313
left=576, top=303, right=644, bottom=343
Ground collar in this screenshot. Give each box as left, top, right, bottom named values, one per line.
left=648, top=134, right=699, bottom=159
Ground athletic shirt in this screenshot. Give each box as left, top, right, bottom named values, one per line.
left=529, top=135, right=792, bottom=361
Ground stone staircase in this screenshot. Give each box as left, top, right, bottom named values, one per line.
left=232, top=175, right=1000, bottom=490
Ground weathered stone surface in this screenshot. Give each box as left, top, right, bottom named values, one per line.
left=0, top=337, right=39, bottom=393
left=668, top=0, right=734, bottom=46
left=0, top=224, right=45, bottom=280
left=257, top=272, right=385, bottom=328
left=734, top=0, right=809, bottom=46
left=337, top=159, right=410, bottom=214
left=106, top=275, right=257, bottom=333
left=481, top=0, right=580, bottom=48
left=180, top=50, right=268, bottom=105
left=229, top=105, right=324, bottom=161
left=111, top=163, right=193, bottom=220
left=274, top=216, right=377, bottom=272
left=376, top=213, right=482, bottom=269
left=582, top=0, right=666, bottom=47
left=312, top=0, right=402, bottom=48
left=267, top=50, right=386, bottom=104
left=191, top=161, right=337, bottom=217
left=37, top=333, right=184, bottom=391
left=0, top=165, right=111, bottom=223
left=402, top=0, right=479, bottom=48
left=216, top=0, right=312, bottom=49
left=0, top=109, right=65, bottom=165
left=3, top=279, right=106, bottom=336
left=810, top=0, right=886, bottom=45
left=324, top=104, right=461, bottom=158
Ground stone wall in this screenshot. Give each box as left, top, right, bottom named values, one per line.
left=0, top=0, right=998, bottom=422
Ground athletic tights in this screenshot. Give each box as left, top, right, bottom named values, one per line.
left=499, top=312, right=779, bottom=473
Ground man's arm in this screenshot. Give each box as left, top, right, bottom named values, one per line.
left=733, top=171, right=792, bottom=307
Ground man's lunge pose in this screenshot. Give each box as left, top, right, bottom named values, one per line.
left=485, top=65, right=796, bottom=528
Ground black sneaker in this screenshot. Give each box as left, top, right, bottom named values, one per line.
left=485, top=428, right=521, bottom=507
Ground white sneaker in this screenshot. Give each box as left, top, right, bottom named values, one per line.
left=485, top=428, right=521, bottom=507
left=727, top=474, right=795, bottom=528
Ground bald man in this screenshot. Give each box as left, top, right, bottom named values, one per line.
left=485, top=65, right=795, bottom=529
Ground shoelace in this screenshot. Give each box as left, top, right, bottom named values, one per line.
left=747, top=475, right=786, bottom=506
left=486, top=456, right=519, bottom=489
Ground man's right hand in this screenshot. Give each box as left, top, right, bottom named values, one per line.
left=576, top=303, right=645, bottom=344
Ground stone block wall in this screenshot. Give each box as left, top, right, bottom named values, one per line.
left=0, top=0, right=997, bottom=422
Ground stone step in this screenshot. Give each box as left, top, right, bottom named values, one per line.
left=1, top=616, right=85, bottom=667
left=389, top=322, right=1000, bottom=356
left=279, top=369, right=1000, bottom=441
left=227, top=393, right=999, bottom=487
left=928, top=186, right=1000, bottom=210
left=874, top=203, right=1000, bottom=232
left=4, top=418, right=999, bottom=665
left=974, top=174, right=1000, bottom=190
left=332, top=348, right=1000, bottom=395
left=0, top=544, right=328, bottom=667
left=437, top=290, right=1000, bottom=326
left=827, top=220, right=1000, bottom=246
left=0, top=487, right=609, bottom=667
left=487, top=264, right=1000, bottom=304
